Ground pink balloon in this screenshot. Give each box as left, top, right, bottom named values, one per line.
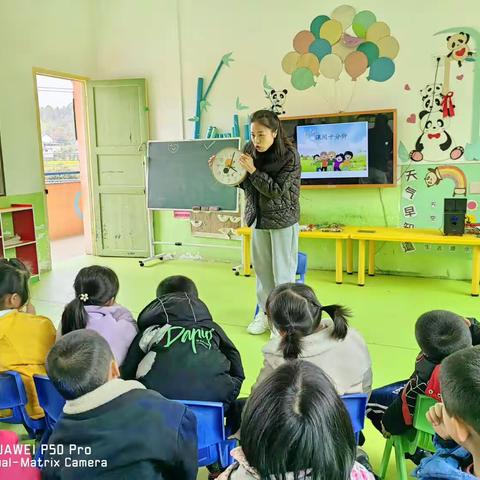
left=293, top=30, right=315, bottom=54
left=343, top=33, right=364, bottom=48
left=345, top=51, right=369, bottom=81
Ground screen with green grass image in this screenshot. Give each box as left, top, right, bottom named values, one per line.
left=298, top=122, right=368, bottom=180
left=281, top=110, right=396, bottom=188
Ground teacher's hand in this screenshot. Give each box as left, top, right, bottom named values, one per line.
left=208, top=155, right=215, bottom=168
left=239, top=153, right=256, bottom=174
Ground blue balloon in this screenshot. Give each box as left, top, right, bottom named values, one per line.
left=367, top=57, right=395, bottom=82
left=309, top=39, right=332, bottom=61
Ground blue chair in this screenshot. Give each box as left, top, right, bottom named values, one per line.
left=177, top=400, right=236, bottom=468
left=33, top=375, right=65, bottom=431
left=0, top=371, right=45, bottom=437
left=254, top=251, right=308, bottom=317
left=296, top=251, right=307, bottom=283
left=341, top=393, right=368, bottom=445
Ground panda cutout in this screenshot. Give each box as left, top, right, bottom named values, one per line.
left=447, top=32, right=475, bottom=67
left=409, top=110, right=464, bottom=162
left=420, top=83, right=444, bottom=112
left=265, top=89, right=288, bottom=115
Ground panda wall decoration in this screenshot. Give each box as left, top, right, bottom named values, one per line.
left=265, top=88, right=288, bottom=115
left=446, top=32, right=475, bottom=67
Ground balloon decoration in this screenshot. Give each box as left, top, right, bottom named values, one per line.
left=297, top=53, right=321, bottom=76
left=367, top=57, right=395, bottom=82
left=331, top=4, right=356, bottom=29
left=345, top=51, right=368, bottom=81
left=291, top=67, right=316, bottom=90
left=309, top=38, right=332, bottom=60
left=293, top=30, right=315, bottom=54
left=320, top=54, right=343, bottom=80
left=319, top=19, right=343, bottom=45
left=282, top=4, right=399, bottom=89
left=366, top=22, right=391, bottom=42
left=310, top=15, right=330, bottom=38
left=376, top=35, right=400, bottom=59
left=352, top=10, right=376, bottom=38
left=357, top=41, right=379, bottom=66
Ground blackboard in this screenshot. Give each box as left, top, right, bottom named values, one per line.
left=147, top=139, right=240, bottom=211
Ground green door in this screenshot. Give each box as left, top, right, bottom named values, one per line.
left=87, top=79, right=149, bottom=257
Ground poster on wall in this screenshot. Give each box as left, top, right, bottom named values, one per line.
left=399, top=164, right=479, bottom=231
left=399, top=27, right=479, bottom=165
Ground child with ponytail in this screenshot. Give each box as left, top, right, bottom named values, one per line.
left=59, top=265, right=137, bottom=366
left=253, top=283, right=372, bottom=396
left=0, top=258, right=55, bottom=419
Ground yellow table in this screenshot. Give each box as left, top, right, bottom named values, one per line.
left=235, top=227, right=351, bottom=284
left=350, top=227, right=480, bottom=296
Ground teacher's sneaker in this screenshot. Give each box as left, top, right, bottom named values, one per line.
left=247, top=311, right=268, bottom=335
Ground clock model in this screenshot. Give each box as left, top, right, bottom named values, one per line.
left=210, top=148, right=247, bottom=186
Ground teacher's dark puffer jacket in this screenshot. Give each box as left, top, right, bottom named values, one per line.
left=240, top=146, right=301, bottom=230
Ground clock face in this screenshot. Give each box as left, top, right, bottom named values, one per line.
left=211, top=148, right=247, bottom=186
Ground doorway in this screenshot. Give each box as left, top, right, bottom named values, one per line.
left=34, top=72, right=92, bottom=265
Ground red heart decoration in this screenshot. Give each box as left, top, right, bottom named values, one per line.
left=406, top=113, right=416, bottom=123
left=456, top=74, right=464, bottom=80
left=404, top=84, right=411, bottom=91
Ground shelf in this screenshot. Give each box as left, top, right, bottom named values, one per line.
left=0, top=206, right=33, bottom=214
left=4, top=240, right=37, bottom=250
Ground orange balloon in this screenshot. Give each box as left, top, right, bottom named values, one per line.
left=297, top=53, right=321, bottom=76
left=345, top=51, right=368, bottom=81
left=293, top=30, right=315, bottom=54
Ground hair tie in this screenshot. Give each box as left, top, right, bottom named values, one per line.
left=79, top=293, right=89, bottom=302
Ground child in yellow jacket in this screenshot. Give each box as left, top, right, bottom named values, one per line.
left=0, top=259, right=55, bottom=419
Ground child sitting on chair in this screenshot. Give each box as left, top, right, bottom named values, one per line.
left=122, top=275, right=244, bottom=425
left=367, top=310, right=478, bottom=436
left=414, top=345, right=480, bottom=479
left=252, top=283, right=372, bottom=396
left=43, top=329, right=198, bottom=480
left=0, top=258, right=55, bottom=420
left=218, top=360, right=376, bottom=480
left=58, top=265, right=138, bottom=366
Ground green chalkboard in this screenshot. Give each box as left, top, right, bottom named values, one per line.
left=147, top=139, right=240, bottom=211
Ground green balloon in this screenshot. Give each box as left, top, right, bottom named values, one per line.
left=291, top=67, right=316, bottom=90
left=310, top=15, right=330, bottom=38
left=352, top=10, right=376, bottom=38
left=352, top=23, right=367, bottom=38
left=357, top=41, right=380, bottom=66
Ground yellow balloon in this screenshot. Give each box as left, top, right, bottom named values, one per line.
left=282, top=51, right=300, bottom=74
left=297, top=53, right=321, bottom=76
left=320, top=53, right=343, bottom=80
left=332, top=41, right=354, bottom=61
left=331, top=4, right=356, bottom=29
left=319, top=19, right=343, bottom=46
left=366, top=22, right=391, bottom=42
left=377, top=35, right=400, bottom=59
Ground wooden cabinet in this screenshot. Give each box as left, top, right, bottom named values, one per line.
left=0, top=204, right=39, bottom=277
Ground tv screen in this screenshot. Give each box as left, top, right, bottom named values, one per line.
left=281, top=110, right=396, bottom=188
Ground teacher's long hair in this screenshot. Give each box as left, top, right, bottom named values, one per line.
left=245, top=109, right=294, bottom=159
left=266, top=283, right=351, bottom=360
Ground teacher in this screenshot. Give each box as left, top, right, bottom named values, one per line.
left=239, top=110, right=301, bottom=335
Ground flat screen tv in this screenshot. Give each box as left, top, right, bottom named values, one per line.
left=281, top=109, right=397, bottom=188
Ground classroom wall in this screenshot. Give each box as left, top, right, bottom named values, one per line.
left=0, top=0, right=97, bottom=270
left=2, top=0, right=479, bottom=278
left=94, top=0, right=479, bottom=279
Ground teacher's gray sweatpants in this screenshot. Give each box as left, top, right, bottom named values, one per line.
left=251, top=223, right=299, bottom=312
